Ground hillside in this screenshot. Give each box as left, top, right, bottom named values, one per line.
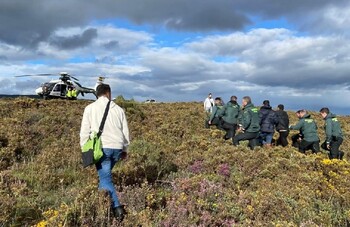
left=1, top=98, right=350, bottom=226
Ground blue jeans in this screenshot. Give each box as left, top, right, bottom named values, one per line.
left=260, top=132, right=274, bottom=145
left=95, top=148, right=122, bottom=208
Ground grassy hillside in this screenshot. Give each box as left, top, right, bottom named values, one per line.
left=1, top=97, right=350, bottom=226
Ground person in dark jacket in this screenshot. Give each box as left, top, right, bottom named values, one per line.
left=259, top=100, right=278, bottom=147
left=233, top=96, right=260, bottom=150
left=275, top=104, right=289, bottom=147
left=319, top=107, right=344, bottom=160
left=289, top=109, right=320, bottom=154
left=205, top=97, right=225, bottom=129
left=222, top=96, right=240, bottom=140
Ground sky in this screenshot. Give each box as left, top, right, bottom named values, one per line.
left=1, top=0, right=350, bottom=114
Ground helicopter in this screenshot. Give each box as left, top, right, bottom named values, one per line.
left=16, top=72, right=106, bottom=100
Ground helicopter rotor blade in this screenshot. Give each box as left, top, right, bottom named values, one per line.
left=37, top=73, right=54, bottom=76
left=74, top=81, right=82, bottom=87
left=15, top=73, right=53, bottom=77
left=69, top=75, right=79, bottom=81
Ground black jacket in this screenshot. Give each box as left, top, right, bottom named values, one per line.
left=259, top=106, right=278, bottom=133
left=275, top=110, right=289, bottom=131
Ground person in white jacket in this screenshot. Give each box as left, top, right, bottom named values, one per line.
left=203, top=93, right=214, bottom=113
left=80, top=84, right=130, bottom=221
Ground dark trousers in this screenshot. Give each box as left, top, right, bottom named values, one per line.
left=291, top=133, right=303, bottom=148
left=205, top=117, right=223, bottom=130
left=276, top=130, right=289, bottom=147
left=321, top=137, right=343, bottom=159
left=299, top=140, right=320, bottom=154
left=233, top=132, right=259, bottom=150
left=222, top=121, right=237, bottom=139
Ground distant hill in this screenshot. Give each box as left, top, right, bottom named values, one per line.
left=0, top=94, right=39, bottom=99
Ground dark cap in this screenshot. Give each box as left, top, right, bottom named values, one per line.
left=263, top=100, right=270, bottom=106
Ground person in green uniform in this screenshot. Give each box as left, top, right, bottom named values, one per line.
left=206, top=97, right=225, bottom=129
left=319, top=107, right=344, bottom=160
left=289, top=109, right=320, bottom=154
left=222, top=96, right=240, bottom=140
left=233, top=96, right=260, bottom=150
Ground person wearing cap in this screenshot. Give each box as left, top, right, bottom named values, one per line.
left=319, top=107, right=344, bottom=160
left=289, top=109, right=320, bottom=154
left=258, top=100, right=278, bottom=147
left=206, top=97, right=225, bottom=129
left=221, top=96, right=240, bottom=140
left=275, top=104, right=289, bottom=147
left=204, top=93, right=214, bottom=113
left=233, top=96, right=260, bottom=150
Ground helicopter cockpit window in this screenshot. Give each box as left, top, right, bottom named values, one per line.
left=53, top=84, right=61, bottom=92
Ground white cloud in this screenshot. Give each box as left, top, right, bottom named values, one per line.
left=1, top=25, right=350, bottom=113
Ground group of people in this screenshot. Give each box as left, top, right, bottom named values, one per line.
left=66, top=86, right=78, bottom=100
left=204, top=93, right=345, bottom=160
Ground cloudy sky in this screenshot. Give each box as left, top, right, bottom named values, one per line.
left=1, top=0, right=350, bottom=114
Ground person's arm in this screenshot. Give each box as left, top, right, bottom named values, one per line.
left=219, top=105, right=226, bottom=118
left=80, top=106, right=91, bottom=147
left=209, top=106, right=217, bottom=122
left=258, top=110, right=263, bottom=126
left=121, top=110, right=130, bottom=151
left=325, top=118, right=333, bottom=144
left=242, top=110, right=251, bottom=130
left=236, top=108, right=242, bottom=123
left=289, top=119, right=303, bottom=130
left=273, top=111, right=279, bottom=126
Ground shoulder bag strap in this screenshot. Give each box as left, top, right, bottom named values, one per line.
left=97, top=101, right=111, bottom=138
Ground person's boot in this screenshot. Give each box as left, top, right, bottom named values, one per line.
left=113, top=205, right=126, bottom=222
left=223, top=134, right=230, bottom=140
left=338, top=151, right=344, bottom=160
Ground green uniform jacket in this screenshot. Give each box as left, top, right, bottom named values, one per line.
left=209, top=105, right=225, bottom=121
left=290, top=114, right=319, bottom=142
left=240, top=103, right=260, bottom=133
left=324, top=113, right=343, bottom=143
left=222, top=101, right=240, bottom=124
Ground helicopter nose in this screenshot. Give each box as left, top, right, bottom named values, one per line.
left=35, top=87, right=43, bottom=95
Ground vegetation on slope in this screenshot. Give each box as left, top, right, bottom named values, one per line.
left=0, top=97, right=350, bottom=226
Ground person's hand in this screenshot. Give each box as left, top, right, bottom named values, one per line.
left=327, top=143, right=331, bottom=150
left=120, top=151, right=128, bottom=160
left=208, top=121, right=211, bottom=125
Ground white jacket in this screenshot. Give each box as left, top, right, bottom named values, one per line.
left=204, top=97, right=214, bottom=110
left=80, top=96, right=130, bottom=150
